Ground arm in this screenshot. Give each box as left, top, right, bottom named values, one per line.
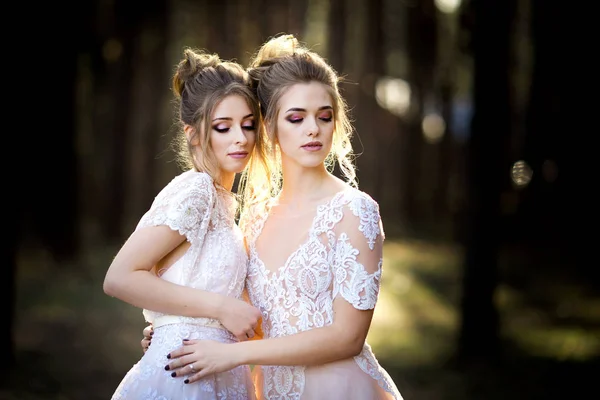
left=103, top=225, right=225, bottom=319
left=235, top=295, right=374, bottom=365
left=103, top=172, right=261, bottom=340
left=167, top=198, right=384, bottom=380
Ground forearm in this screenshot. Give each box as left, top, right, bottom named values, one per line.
left=234, top=325, right=363, bottom=367
left=104, top=270, right=223, bottom=319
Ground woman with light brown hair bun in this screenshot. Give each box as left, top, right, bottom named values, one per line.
left=166, top=34, right=404, bottom=400
left=104, top=47, right=273, bottom=399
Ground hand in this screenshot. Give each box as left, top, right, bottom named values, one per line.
left=165, top=339, right=241, bottom=383
left=218, top=297, right=261, bottom=342
left=141, top=324, right=153, bottom=353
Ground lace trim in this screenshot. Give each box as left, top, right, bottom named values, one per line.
left=333, top=236, right=382, bottom=310
left=354, top=344, right=401, bottom=398
left=348, top=194, right=382, bottom=250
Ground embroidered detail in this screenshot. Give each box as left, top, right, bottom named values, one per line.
left=111, top=324, right=253, bottom=399
left=333, top=235, right=382, bottom=310
left=348, top=195, right=382, bottom=250
left=354, top=343, right=400, bottom=396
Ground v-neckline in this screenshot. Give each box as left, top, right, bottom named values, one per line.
left=251, top=187, right=351, bottom=279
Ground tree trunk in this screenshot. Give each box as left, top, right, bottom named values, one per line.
left=457, top=0, right=515, bottom=365
left=404, top=0, right=437, bottom=234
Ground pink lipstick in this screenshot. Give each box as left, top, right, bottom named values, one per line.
left=301, top=141, right=323, bottom=151
left=228, top=151, right=248, bottom=159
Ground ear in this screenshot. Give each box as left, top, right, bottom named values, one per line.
left=184, top=124, right=200, bottom=146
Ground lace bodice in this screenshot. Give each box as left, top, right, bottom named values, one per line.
left=243, top=187, right=402, bottom=399
left=137, top=170, right=248, bottom=328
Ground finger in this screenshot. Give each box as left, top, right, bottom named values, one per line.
left=245, top=330, right=255, bottom=339
left=142, top=325, right=153, bottom=339
left=235, top=333, right=248, bottom=342
left=249, top=328, right=261, bottom=341
left=185, top=368, right=213, bottom=384
left=167, top=344, right=196, bottom=360
left=141, top=338, right=151, bottom=353
left=166, top=355, right=198, bottom=376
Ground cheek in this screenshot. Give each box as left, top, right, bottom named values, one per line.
left=247, top=132, right=257, bottom=148
left=209, top=133, right=227, bottom=153
left=275, top=124, right=293, bottom=145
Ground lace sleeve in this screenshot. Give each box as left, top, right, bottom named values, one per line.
left=136, top=171, right=215, bottom=244
left=332, top=193, right=384, bottom=310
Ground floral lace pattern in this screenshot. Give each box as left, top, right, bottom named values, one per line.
left=245, top=187, right=402, bottom=399
left=112, top=170, right=253, bottom=399
left=111, top=324, right=254, bottom=400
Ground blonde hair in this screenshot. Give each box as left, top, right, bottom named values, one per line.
left=246, top=34, right=357, bottom=204
left=171, top=47, right=273, bottom=212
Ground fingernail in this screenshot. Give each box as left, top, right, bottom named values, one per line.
left=183, top=339, right=189, bottom=342
left=184, top=379, right=189, bottom=384
left=150, top=331, right=154, bottom=336
left=148, top=342, right=151, bottom=346
left=164, top=365, right=170, bottom=371
left=171, top=372, right=176, bottom=377
left=167, top=354, right=171, bottom=359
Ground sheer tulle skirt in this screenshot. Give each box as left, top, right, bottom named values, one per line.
left=253, top=358, right=400, bottom=400
left=111, top=324, right=255, bottom=400
left=303, top=359, right=397, bottom=400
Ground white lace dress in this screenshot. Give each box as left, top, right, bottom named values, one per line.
left=111, top=170, right=255, bottom=400
left=244, top=187, right=403, bottom=400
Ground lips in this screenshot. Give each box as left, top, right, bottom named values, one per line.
left=301, top=141, right=323, bottom=151
left=228, top=151, right=248, bottom=159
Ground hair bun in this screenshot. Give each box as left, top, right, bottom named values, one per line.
left=172, top=48, right=221, bottom=98
left=249, top=34, right=301, bottom=68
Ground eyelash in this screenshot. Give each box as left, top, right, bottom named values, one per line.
left=287, top=117, right=332, bottom=124
left=213, top=125, right=256, bottom=133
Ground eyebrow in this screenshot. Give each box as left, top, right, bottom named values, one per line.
left=212, top=113, right=254, bottom=122
left=285, top=106, right=333, bottom=113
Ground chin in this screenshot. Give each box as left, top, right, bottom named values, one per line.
left=223, top=162, right=250, bottom=174
left=302, top=153, right=328, bottom=166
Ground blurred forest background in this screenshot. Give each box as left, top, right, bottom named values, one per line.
left=3, top=0, right=598, bottom=399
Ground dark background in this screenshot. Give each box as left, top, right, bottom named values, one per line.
left=3, top=0, right=597, bottom=399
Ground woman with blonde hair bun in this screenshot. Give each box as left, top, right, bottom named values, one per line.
left=165, top=34, right=404, bottom=400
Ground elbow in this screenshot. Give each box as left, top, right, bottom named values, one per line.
left=103, top=273, right=122, bottom=297
left=337, top=330, right=365, bottom=358
left=348, top=336, right=365, bottom=357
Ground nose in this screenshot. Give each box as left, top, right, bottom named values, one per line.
left=306, top=117, right=319, bottom=137
left=234, top=126, right=248, bottom=145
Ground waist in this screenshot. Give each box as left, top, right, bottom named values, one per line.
left=152, top=315, right=225, bottom=330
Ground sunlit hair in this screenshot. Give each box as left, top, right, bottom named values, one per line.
left=246, top=33, right=357, bottom=203
left=171, top=47, right=273, bottom=212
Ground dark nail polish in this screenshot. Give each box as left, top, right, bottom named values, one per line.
left=164, top=365, right=170, bottom=371
left=183, top=339, right=189, bottom=342
left=184, top=379, right=189, bottom=384
left=150, top=331, right=154, bottom=336
left=171, top=372, right=176, bottom=377
left=167, top=354, right=171, bottom=359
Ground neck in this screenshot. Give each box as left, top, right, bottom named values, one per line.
left=220, top=171, right=236, bottom=192
left=278, top=162, right=330, bottom=209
